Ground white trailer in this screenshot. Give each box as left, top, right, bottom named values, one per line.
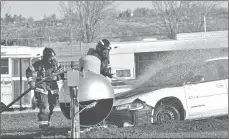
left=1, top=46, right=44, bottom=108
left=109, top=31, right=228, bottom=80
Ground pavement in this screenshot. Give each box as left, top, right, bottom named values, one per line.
left=1, top=107, right=61, bottom=115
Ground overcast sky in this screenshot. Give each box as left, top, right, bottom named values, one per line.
left=1, top=1, right=154, bottom=20
left=1, top=1, right=228, bottom=20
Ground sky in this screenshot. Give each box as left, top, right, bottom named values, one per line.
left=1, top=1, right=154, bottom=20
left=1, top=1, right=228, bottom=20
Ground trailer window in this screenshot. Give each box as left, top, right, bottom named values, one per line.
left=0, top=59, right=9, bottom=74
left=116, top=69, right=131, bottom=77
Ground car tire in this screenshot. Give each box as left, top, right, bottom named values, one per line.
left=153, top=104, right=181, bottom=124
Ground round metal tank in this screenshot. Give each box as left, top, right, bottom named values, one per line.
left=59, top=55, right=114, bottom=126
left=79, top=55, right=101, bottom=74
left=78, top=71, right=114, bottom=102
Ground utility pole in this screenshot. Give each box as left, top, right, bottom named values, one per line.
left=48, top=36, right=50, bottom=47
left=16, top=31, right=19, bottom=46
left=79, top=25, right=83, bottom=57
left=79, top=5, right=83, bottom=58
left=19, top=59, right=22, bottom=110
left=203, top=15, right=207, bottom=32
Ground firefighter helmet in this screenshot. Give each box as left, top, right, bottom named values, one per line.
left=43, top=47, right=56, bottom=61
left=96, top=39, right=111, bottom=53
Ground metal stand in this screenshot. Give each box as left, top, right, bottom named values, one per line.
left=67, top=61, right=99, bottom=138
left=67, top=61, right=80, bottom=139
left=70, top=86, right=80, bottom=138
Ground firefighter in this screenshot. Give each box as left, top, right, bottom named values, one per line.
left=87, top=39, right=113, bottom=79
left=26, top=47, right=64, bottom=130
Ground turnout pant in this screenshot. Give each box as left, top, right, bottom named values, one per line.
left=35, top=90, right=58, bottom=125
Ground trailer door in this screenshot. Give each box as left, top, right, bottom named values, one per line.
left=11, top=58, right=31, bottom=107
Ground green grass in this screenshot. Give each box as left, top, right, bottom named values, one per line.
left=1, top=111, right=228, bottom=138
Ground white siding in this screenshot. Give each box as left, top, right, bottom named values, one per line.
left=110, top=53, right=135, bottom=79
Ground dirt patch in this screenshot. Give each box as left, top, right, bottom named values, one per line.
left=1, top=111, right=228, bottom=138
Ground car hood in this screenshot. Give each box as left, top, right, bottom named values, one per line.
left=115, top=86, right=160, bottom=99
left=114, top=84, right=182, bottom=106
left=115, top=83, right=181, bottom=98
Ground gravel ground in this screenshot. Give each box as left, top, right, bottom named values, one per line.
left=1, top=111, right=228, bottom=138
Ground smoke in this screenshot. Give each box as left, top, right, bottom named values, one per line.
left=127, top=48, right=228, bottom=90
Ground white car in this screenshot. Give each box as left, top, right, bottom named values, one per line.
left=107, top=57, right=228, bottom=125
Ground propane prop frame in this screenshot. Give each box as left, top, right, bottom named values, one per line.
left=58, top=55, right=115, bottom=138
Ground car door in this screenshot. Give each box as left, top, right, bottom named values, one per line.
left=199, top=59, right=228, bottom=116
left=215, top=58, right=228, bottom=113
left=184, top=59, right=228, bottom=119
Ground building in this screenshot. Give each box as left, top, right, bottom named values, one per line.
left=1, top=46, right=44, bottom=108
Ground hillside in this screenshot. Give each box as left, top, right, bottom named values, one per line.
left=1, top=14, right=228, bottom=46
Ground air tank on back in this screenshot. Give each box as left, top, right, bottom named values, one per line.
left=59, top=55, right=114, bottom=126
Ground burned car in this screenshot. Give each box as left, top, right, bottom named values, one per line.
left=106, top=57, right=228, bottom=126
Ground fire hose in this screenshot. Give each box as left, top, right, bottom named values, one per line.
left=0, top=67, right=78, bottom=114
left=74, top=101, right=98, bottom=116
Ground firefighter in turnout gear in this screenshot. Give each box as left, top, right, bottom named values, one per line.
left=26, top=47, right=64, bottom=130
left=87, top=39, right=113, bottom=79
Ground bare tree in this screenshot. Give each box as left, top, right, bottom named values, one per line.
left=0, top=1, right=6, bottom=13
left=152, top=1, right=190, bottom=39
left=152, top=1, right=221, bottom=39
left=34, top=24, right=46, bottom=47
left=1, top=29, right=13, bottom=45
left=59, top=1, right=116, bottom=43
left=184, top=1, right=220, bottom=32
left=1, top=1, right=7, bottom=38
left=59, top=1, right=76, bottom=44
left=1, top=1, right=10, bottom=17
left=1, top=1, right=12, bottom=45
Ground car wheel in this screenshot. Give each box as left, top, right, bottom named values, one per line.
left=153, top=104, right=180, bottom=124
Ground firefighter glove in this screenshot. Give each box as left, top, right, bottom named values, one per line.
left=29, top=81, right=36, bottom=89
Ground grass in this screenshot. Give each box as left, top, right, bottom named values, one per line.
left=1, top=111, right=228, bottom=138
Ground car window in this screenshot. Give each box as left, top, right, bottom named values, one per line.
left=140, top=58, right=228, bottom=88
left=142, top=63, right=194, bottom=87
left=215, top=59, right=228, bottom=79
left=192, top=60, right=223, bottom=82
